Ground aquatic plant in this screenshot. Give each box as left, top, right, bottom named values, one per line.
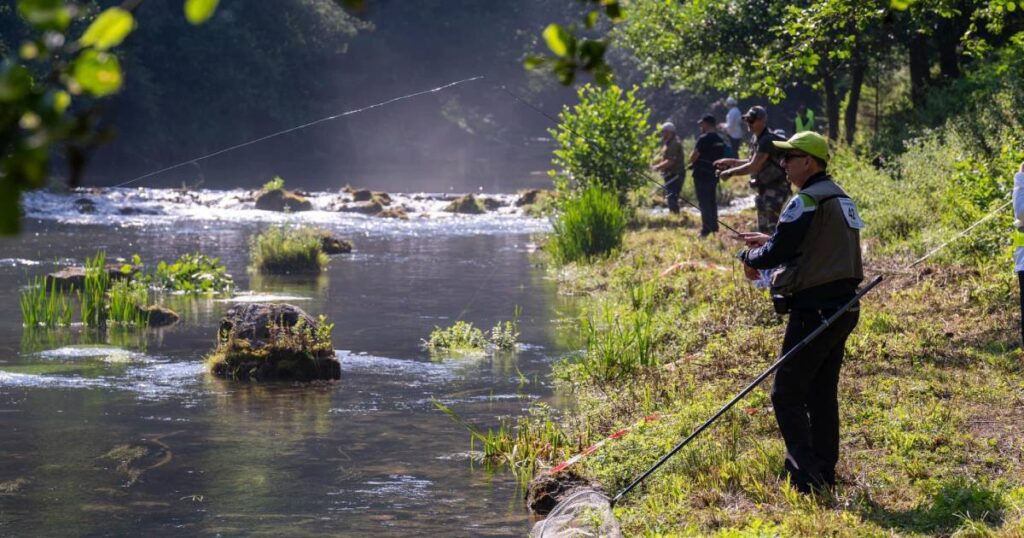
left=152, top=252, right=234, bottom=294
left=434, top=400, right=572, bottom=479
left=80, top=251, right=110, bottom=327
left=107, top=280, right=150, bottom=326
left=19, top=275, right=73, bottom=327
left=249, top=225, right=329, bottom=274
left=261, top=176, right=285, bottom=192
left=548, top=186, right=627, bottom=264
left=489, top=306, right=521, bottom=351
left=424, top=321, right=488, bottom=354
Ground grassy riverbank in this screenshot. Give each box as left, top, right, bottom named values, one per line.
left=536, top=145, right=1024, bottom=535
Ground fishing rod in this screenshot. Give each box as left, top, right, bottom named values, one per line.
left=610, top=274, right=882, bottom=504
left=493, top=84, right=744, bottom=236
left=110, top=76, right=486, bottom=189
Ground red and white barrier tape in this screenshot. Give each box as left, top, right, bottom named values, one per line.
left=547, top=414, right=662, bottom=475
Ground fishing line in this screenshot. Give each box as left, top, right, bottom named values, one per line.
left=493, top=84, right=744, bottom=235
left=110, top=76, right=486, bottom=189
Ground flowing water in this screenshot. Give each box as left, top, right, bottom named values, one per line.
left=0, top=188, right=575, bottom=536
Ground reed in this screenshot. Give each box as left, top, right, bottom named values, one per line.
left=249, top=225, right=329, bottom=274
left=80, top=251, right=110, bottom=327
left=19, top=275, right=72, bottom=327
left=108, top=279, right=150, bottom=326
left=548, top=185, right=627, bottom=264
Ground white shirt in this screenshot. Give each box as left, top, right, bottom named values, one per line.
left=725, top=107, right=743, bottom=140
left=1013, top=171, right=1024, bottom=271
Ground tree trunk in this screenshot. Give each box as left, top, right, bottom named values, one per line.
left=909, top=32, right=930, bottom=107
left=823, top=69, right=840, bottom=141
left=936, top=19, right=961, bottom=79
left=844, top=58, right=866, bottom=145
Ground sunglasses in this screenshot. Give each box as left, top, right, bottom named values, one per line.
left=780, top=152, right=810, bottom=164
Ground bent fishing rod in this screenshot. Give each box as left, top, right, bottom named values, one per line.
left=493, top=84, right=744, bottom=236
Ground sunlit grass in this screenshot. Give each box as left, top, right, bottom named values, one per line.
left=249, top=225, right=329, bottom=274
left=19, top=275, right=72, bottom=327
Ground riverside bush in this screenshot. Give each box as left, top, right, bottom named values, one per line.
left=548, top=186, right=627, bottom=264
left=153, top=252, right=234, bottom=294
left=549, top=84, right=657, bottom=201
left=249, top=225, right=329, bottom=274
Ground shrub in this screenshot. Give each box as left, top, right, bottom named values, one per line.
left=261, top=176, right=285, bottom=192
left=548, top=186, right=627, bottom=264
left=424, top=321, right=488, bottom=354
left=549, top=84, right=657, bottom=202
left=249, top=225, right=329, bottom=274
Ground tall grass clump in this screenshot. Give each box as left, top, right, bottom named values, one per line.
left=249, top=225, right=329, bottom=274
left=424, top=320, right=487, bottom=355
left=549, top=186, right=627, bottom=264
left=108, top=280, right=149, bottom=326
left=80, top=251, right=110, bottom=327
left=19, top=275, right=72, bottom=327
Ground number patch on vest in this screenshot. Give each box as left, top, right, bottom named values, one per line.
left=838, top=198, right=865, bottom=229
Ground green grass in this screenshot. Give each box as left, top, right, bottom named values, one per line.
left=249, top=225, right=330, bottom=274
left=19, top=275, right=72, bottom=327
left=261, top=176, right=285, bottom=192
left=548, top=185, right=628, bottom=264
left=107, top=279, right=149, bottom=326
left=80, top=251, right=110, bottom=327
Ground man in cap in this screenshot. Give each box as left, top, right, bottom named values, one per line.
left=714, top=106, right=791, bottom=233
left=1013, top=160, right=1024, bottom=347
left=652, top=122, right=687, bottom=214
left=689, top=115, right=727, bottom=236
left=736, top=131, right=864, bottom=494
left=722, top=97, right=744, bottom=155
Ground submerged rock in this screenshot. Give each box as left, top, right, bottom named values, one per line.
left=255, top=189, right=313, bottom=212
left=46, top=265, right=132, bottom=292
left=351, top=188, right=373, bottom=202
left=140, top=305, right=180, bottom=327
left=117, top=206, right=163, bottom=216
left=208, top=303, right=340, bottom=382
left=319, top=234, right=353, bottom=254
left=480, top=197, right=506, bottom=211
left=337, top=201, right=384, bottom=215
left=444, top=194, right=485, bottom=215
left=376, top=207, right=409, bottom=220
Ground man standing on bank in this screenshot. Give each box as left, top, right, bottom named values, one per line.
left=1013, top=160, right=1024, bottom=348
left=652, top=122, right=687, bottom=214
left=715, top=106, right=791, bottom=233
left=689, top=115, right=727, bottom=237
left=736, top=131, right=865, bottom=494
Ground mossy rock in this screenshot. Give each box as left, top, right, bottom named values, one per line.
left=46, top=265, right=133, bottom=292
left=480, top=197, right=506, bottom=211
left=208, top=303, right=339, bottom=382
left=255, top=189, right=312, bottom=212
left=337, top=201, right=384, bottom=214
left=319, top=234, right=353, bottom=254
left=377, top=207, right=409, bottom=220
left=140, top=305, right=179, bottom=327
left=515, top=189, right=542, bottom=207
left=372, top=192, right=392, bottom=205
left=445, top=194, right=485, bottom=215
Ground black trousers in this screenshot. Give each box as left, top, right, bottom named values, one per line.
left=694, top=176, right=719, bottom=235
left=663, top=173, right=684, bottom=214
left=771, top=306, right=859, bottom=492
left=1018, top=271, right=1024, bottom=347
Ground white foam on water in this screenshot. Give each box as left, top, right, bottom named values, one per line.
left=337, top=351, right=454, bottom=382
left=0, top=357, right=205, bottom=402
left=218, top=293, right=311, bottom=303
left=356, top=474, right=433, bottom=500
left=35, top=345, right=148, bottom=363
left=0, top=258, right=40, bottom=267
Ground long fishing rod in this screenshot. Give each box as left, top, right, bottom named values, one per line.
left=493, top=84, right=744, bottom=236
left=110, top=76, right=486, bottom=189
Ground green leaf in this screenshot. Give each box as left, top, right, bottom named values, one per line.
left=890, top=0, right=914, bottom=10
left=120, top=264, right=133, bottom=274
left=0, top=64, right=33, bottom=103
left=184, top=0, right=219, bottom=25
left=542, top=23, right=572, bottom=57
left=523, top=56, right=545, bottom=70
left=16, top=0, right=71, bottom=31
left=80, top=7, right=135, bottom=51
left=51, top=90, right=71, bottom=114
left=72, top=50, right=123, bottom=96
left=585, top=10, right=600, bottom=29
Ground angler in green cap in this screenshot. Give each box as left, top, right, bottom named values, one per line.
left=735, top=131, right=865, bottom=494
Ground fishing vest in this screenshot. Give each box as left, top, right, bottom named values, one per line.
left=795, top=110, right=815, bottom=133
left=1014, top=229, right=1024, bottom=249
left=771, top=177, right=864, bottom=296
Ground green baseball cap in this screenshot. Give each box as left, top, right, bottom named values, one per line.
left=773, top=131, right=830, bottom=162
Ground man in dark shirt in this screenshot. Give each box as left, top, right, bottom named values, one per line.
left=652, top=122, right=687, bottom=214
left=689, top=115, right=727, bottom=236
left=714, top=106, right=791, bottom=233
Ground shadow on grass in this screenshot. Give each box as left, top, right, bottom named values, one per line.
left=858, top=478, right=1006, bottom=535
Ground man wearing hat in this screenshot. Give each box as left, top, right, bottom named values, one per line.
left=736, top=131, right=865, bottom=494
left=689, top=114, right=727, bottom=236
left=722, top=97, right=744, bottom=154
left=652, top=122, right=687, bottom=214
left=714, top=106, right=791, bottom=233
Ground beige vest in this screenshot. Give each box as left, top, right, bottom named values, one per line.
left=771, top=178, right=864, bottom=295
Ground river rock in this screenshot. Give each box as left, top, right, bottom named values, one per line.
left=337, top=201, right=384, bottom=214
left=46, top=265, right=132, bottom=292
left=351, top=188, right=373, bottom=202
left=445, top=194, right=485, bottom=215
left=525, top=471, right=596, bottom=515
left=255, top=189, right=313, bottom=212
left=141, top=305, right=180, bottom=327
left=515, top=189, right=542, bottom=207
left=209, top=303, right=340, bottom=382
left=480, top=197, right=506, bottom=211
left=372, top=192, right=392, bottom=206
left=74, top=198, right=97, bottom=214
left=320, top=234, right=353, bottom=254
left=376, top=207, right=409, bottom=220
left=118, top=206, right=162, bottom=216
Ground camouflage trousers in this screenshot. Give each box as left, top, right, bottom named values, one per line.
left=755, top=183, right=792, bottom=233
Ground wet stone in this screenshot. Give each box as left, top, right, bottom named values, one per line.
left=445, top=194, right=485, bottom=215
left=525, top=470, right=596, bottom=515
left=255, top=189, right=313, bottom=212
